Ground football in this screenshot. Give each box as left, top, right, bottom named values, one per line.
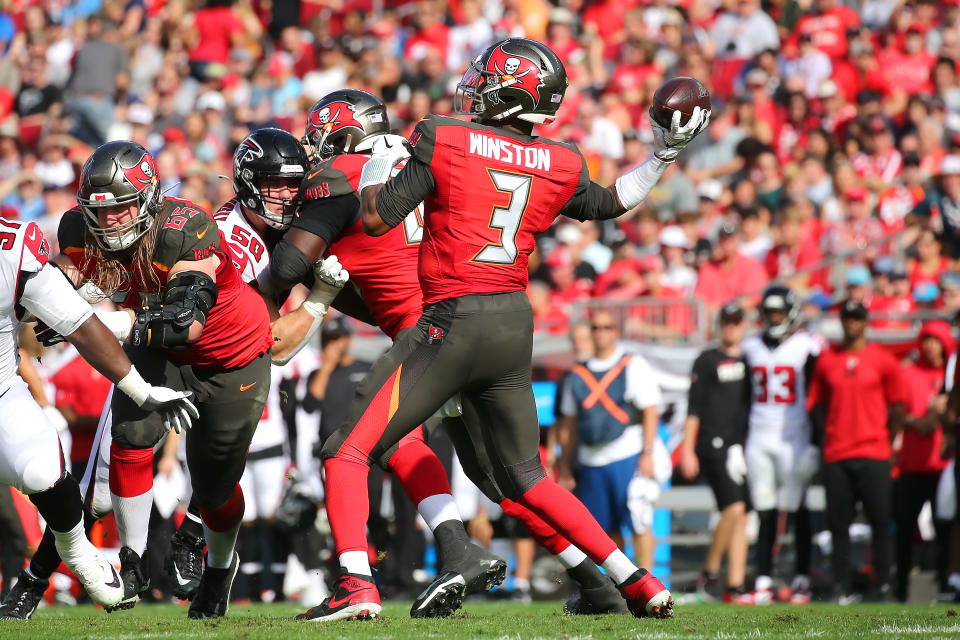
left=651, top=77, right=711, bottom=128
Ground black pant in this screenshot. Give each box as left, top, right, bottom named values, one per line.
left=0, top=487, right=26, bottom=598
left=322, top=292, right=544, bottom=498
left=821, top=458, right=892, bottom=593
left=894, top=471, right=950, bottom=599
left=112, top=346, right=271, bottom=509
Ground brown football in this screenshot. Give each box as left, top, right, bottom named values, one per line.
left=651, top=77, right=711, bottom=128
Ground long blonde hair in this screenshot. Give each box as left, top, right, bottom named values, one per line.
left=80, top=219, right=163, bottom=301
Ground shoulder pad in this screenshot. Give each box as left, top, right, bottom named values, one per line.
left=301, top=155, right=364, bottom=200
left=154, top=198, right=219, bottom=269
left=58, top=208, right=87, bottom=266
left=408, top=115, right=444, bottom=165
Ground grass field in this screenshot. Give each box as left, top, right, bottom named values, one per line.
left=2, top=601, right=958, bottom=640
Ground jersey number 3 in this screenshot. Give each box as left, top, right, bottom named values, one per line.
left=472, top=170, right=532, bottom=265
left=752, top=365, right=797, bottom=404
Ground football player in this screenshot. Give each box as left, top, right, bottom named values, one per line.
left=31, top=141, right=275, bottom=619
left=328, top=37, right=709, bottom=620
left=0, top=215, right=196, bottom=617
left=265, top=90, right=628, bottom=619
left=741, top=286, right=821, bottom=604
left=1, top=130, right=348, bottom=617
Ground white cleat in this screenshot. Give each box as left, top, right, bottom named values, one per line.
left=61, top=543, right=123, bottom=609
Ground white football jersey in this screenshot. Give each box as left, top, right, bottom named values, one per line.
left=742, top=330, right=821, bottom=438
left=0, top=218, right=50, bottom=391
left=214, top=199, right=285, bottom=452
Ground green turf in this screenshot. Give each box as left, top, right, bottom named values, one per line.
left=2, top=601, right=958, bottom=639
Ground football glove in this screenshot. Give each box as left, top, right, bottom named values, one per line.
left=303, top=255, right=349, bottom=319
left=650, top=106, right=711, bottom=162
left=115, top=367, right=199, bottom=434
left=725, top=444, right=748, bottom=485
left=358, top=134, right=412, bottom=193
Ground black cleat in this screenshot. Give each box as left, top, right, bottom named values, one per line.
left=564, top=582, right=629, bottom=614
left=165, top=529, right=205, bottom=600
left=104, top=547, right=150, bottom=612
left=410, top=571, right=466, bottom=618
left=188, top=552, right=239, bottom=619
left=0, top=571, right=48, bottom=620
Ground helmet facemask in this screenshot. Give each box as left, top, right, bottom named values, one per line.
left=256, top=175, right=302, bottom=230
left=79, top=183, right=158, bottom=251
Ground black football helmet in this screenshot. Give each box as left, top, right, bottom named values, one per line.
left=454, top=38, right=568, bottom=125
left=760, top=285, right=800, bottom=342
left=77, top=141, right=163, bottom=251
left=233, top=128, right=308, bottom=230
left=303, top=89, right=390, bottom=163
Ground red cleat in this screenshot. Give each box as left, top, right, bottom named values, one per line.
left=294, top=573, right=382, bottom=622
left=617, top=570, right=674, bottom=619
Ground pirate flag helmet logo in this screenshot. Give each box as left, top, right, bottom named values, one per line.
left=454, top=38, right=568, bottom=125
left=77, top=140, right=163, bottom=251
left=303, top=89, right=390, bottom=163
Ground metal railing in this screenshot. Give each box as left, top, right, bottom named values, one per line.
left=569, top=297, right=711, bottom=346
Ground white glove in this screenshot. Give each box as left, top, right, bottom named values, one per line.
left=358, top=135, right=412, bottom=193
left=725, top=443, right=748, bottom=485
left=303, top=255, right=349, bottom=319
left=115, top=367, right=199, bottom=434
left=42, top=405, right=69, bottom=435
left=650, top=106, right=711, bottom=162
left=796, top=445, right=821, bottom=483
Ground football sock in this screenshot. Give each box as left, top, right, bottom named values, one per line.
left=601, top=549, right=640, bottom=585
left=516, top=478, right=621, bottom=573
left=557, top=545, right=589, bottom=570
left=338, top=550, right=372, bottom=576
left=755, top=575, right=773, bottom=591
left=756, top=509, right=777, bottom=579
left=179, top=496, right=204, bottom=540
left=499, top=497, right=577, bottom=557
left=109, top=444, right=154, bottom=556
left=792, top=508, right=812, bottom=577
left=566, top=558, right=609, bottom=588
left=200, top=483, right=245, bottom=569
left=324, top=457, right=372, bottom=558
left=417, top=495, right=462, bottom=532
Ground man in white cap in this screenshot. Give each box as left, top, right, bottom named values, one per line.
left=658, top=225, right=697, bottom=296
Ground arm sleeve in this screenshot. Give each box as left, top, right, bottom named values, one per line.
left=294, top=194, right=360, bottom=247
left=19, top=264, right=93, bottom=337
left=375, top=156, right=435, bottom=229
left=560, top=181, right=622, bottom=222
left=687, top=354, right=708, bottom=419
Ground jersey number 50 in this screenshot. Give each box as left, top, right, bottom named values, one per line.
left=472, top=169, right=533, bottom=265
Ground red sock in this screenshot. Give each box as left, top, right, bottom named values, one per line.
left=499, top=497, right=572, bottom=556
left=108, top=443, right=153, bottom=497
left=517, top=478, right=617, bottom=564
left=198, top=483, right=245, bottom=532
left=388, top=427, right=453, bottom=506
left=324, top=457, right=371, bottom=555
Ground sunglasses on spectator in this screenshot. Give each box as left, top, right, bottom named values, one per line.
left=591, top=324, right=616, bottom=331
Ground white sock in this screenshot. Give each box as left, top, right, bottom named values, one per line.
left=791, top=574, right=810, bottom=591
left=203, top=522, right=240, bottom=569
left=417, top=494, right=462, bottom=532
left=50, top=519, right=89, bottom=562
left=755, top=575, right=773, bottom=591
left=111, top=490, right=152, bottom=555
left=601, top=549, right=639, bottom=585
left=514, top=577, right=531, bottom=592
left=339, top=550, right=372, bottom=576
left=556, top=545, right=588, bottom=570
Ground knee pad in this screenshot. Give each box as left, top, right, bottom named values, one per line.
left=20, top=456, right=63, bottom=494
left=499, top=455, right=546, bottom=500
left=111, top=419, right=165, bottom=450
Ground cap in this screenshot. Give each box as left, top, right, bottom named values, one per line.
left=941, top=271, right=960, bottom=290
left=745, top=68, right=768, bottom=87
left=127, top=103, right=153, bottom=126
left=267, top=51, right=293, bottom=76
left=844, top=186, right=869, bottom=202
left=913, top=281, right=941, bottom=303
left=941, top=155, right=960, bottom=176
left=807, top=291, right=833, bottom=310
left=197, top=91, right=226, bottom=112
left=545, top=247, right=572, bottom=268
left=719, top=302, right=744, bottom=324
left=694, top=237, right=712, bottom=258
left=555, top=224, right=582, bottom=245
left=872, top=255, right=896, bottom=276
left=846, top=264, right=871, bottom=286
left=163, top=127, right=186, bottom=143
left=548, top=7, right=575, bottom=25
left=840, top=299, right=868, bottom=320
left=321, top=315, right=353, bottom=339
left=658, top=225, right=691, bottom=249
left=697, top=179, right=724, bottom=201
left=817, top=79, right=839, bottom=99
left=718, top=222, right=738, bottom=238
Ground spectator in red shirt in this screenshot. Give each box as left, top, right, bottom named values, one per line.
left=694, top=222, right=769, bottom=314
left=785, top=0, right=860, bottom=61
left=908, top=229, right=950, bottom=289
left=765, top=207, right=824, bottom=294
left=894, top=320, right=953, bottom=602
left=184, top=0, right=248, bottom=78
left=851, top=117, right=903, bottom=190
left=808, top=300, right=906, bottom=602
left=50, top=349, right=113, bottom=478
left=879, top=25, right=937, bottom=97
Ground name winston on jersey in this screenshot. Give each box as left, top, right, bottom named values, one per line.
left=468, top=132, right=552, bottom=171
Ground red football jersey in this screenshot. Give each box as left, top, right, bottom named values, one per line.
left=58, top=198, right=272, bottom=369
left=301, top=153, right=424, bottom=339
left=406, top=115, right=586, bottom=305
left=808, top=342, right=906, bottom=464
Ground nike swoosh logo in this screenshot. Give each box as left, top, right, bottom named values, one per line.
left=27, top=227, right=36, bottom=240
left=196, top=226, right=209, bottom=240
left=326, top=594, right=352, bottom=609
left=239, top=382, right=257, bottom=392
left=106, top=566, right=121, bottom=589
left=307, top=168, right=324, bottom=180
left=173, top=564, right=191, bottom=586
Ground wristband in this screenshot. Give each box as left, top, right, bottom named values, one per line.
left=116, top=367, right=150, bottom=407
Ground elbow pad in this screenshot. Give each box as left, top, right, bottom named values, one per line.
left=131, top=271, right=217, bottom=349
left=268, top=239, right=315, bottom=291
